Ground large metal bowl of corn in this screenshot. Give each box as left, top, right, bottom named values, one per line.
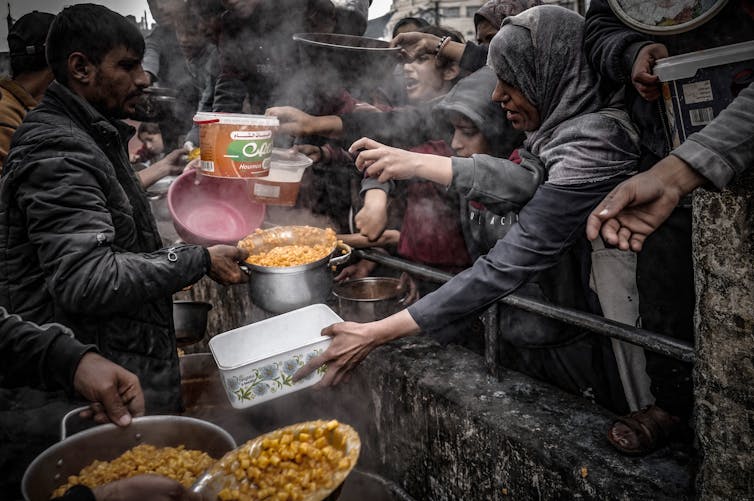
left=22, top=412, right=236, bottom=501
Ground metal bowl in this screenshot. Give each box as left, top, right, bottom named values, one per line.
left=293, top=32, right=401, bottom=87
left=173, top=300, right=212, bottom=346
left=333, top=277, right=407, bottom=322
left=22, top=414, right=235, bottom=501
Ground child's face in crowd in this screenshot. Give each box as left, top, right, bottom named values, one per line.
left=475, top=19, right=498, bottom=47
left=492, top=80, right=540, bottom=131
left=403, top=54, right=452, bottom=104
left=139, top=132, right=164, bottom=157
left=449, top=113, right=490, bottom=157
left=175, top=21, right=206, bottom=59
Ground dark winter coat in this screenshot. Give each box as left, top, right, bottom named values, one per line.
left=584, top=0, right=754, bottom=160
left=0, top=81, right=210, bottom=412
left=0, top=307, right=94, bottom=392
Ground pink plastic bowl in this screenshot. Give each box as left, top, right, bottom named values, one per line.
left=168, top=170, right=266, bottom=246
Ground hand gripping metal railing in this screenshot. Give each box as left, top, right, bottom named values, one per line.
left=355, top=249, right=695, bottom=363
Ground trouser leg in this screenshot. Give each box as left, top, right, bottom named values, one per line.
left=589, top=238, right=654, bottom=411
left=637, top=207, right=695, bottom=419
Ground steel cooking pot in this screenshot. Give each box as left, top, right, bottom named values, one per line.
left=22, top=409, right=236, bottom=501
left=240, top=226, right=351, bottom=313
left=333, top=277, right=407, bottom=322
left=173, top=300, right=212, bottom=346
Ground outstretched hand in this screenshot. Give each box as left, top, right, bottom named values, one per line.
left=74, top=352, right=145, bottom=427
left=292, top=322, right=379, bottom=386
left=266, top=106, right=316, bottom=137
left=586, top=155, right=706, bottom=251
left=391, top=31, right=440, bottom=62
left=631, top=43, right=668, bottom=101
left=350, top=137, right=424, bottom=183
left=292, top=311, right=421, bottom=386
left=354, top=189, right=389, bottom=241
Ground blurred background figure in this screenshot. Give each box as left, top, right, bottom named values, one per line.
left=392, top=15, right=430, bottom=38
left=0, top=11, right=55, bottom=171
left=143, top=0, right=201, bottom=150
left=332, top=0, right=371, bottom=36
left=130, top=122, right=165, bottom=166
left=182, top=0, right=225, bottom=149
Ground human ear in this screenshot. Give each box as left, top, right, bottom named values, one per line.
left=442, top=62, right=461, bottom=82
left=68, top=52, right=93, bottom=83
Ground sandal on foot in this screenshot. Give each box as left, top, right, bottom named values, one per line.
left=607, top=405, right=680, bottom=456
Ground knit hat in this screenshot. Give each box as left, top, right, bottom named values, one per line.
left=8, top=11, right=55, bottom=72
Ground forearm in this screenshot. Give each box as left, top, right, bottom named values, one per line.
left=409, top=179, right=620, bottom=332
left=671, top=83, right=754, bottom=189
left=308, top=115, right=343, bottom=139
left=338, top=230, right=400, bottom=248
left=583, top=0, right=651, bottom=85
left=0, top=308, right=93, bottom=391
left=49, top=245, right=210, bottom=314
left=416, top=155, right=452, bottom=185
left=136, top=162, right=172, bottom=188
left=652, top=155, right=707, bottom=196
left=451, top=154, right=543, bottom=212
left=439, top=40, right=466, bottom=63
left=368, top=309, right=421, bottom=345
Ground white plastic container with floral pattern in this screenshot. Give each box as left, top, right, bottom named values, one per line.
left=208, top=304, right=340, bottom=408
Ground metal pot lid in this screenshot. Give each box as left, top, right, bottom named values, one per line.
left=607, top=0, right=728, bottom=35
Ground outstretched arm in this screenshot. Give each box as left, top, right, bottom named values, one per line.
left=350, top=137, right=452, bottom=185
left=586, top=155, right=706, bottom=251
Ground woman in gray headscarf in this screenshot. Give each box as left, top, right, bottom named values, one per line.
left=294, top=6, right=640, bottom=386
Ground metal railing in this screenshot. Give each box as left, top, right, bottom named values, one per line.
left=355, top=249, right=695, bottom=363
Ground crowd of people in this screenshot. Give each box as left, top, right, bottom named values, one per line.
left=0, top=0, right=751, bottom=497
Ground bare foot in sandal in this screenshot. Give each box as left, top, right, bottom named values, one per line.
left=607, top=405, right=680, bottom=456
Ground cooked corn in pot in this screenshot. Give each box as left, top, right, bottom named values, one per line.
left=212, top=419, right=359, bottom=501
left=239, top=228, right=338, bottom=268
left=50, top=444, right=214, bottom=497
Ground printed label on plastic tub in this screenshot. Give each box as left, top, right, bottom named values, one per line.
left=194, top=112, right=278, bottom=178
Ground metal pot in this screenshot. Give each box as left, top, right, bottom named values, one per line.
left=22, top=409, right=236, bottom=501
left=292, top=33, right=401, bottom=88
left=246, top=247, right=351, bottom=313
left=241, top=226, right=351, bottom=313
left=333, top=277, right=407, bottom=322
left=130, top=86, right=177, bottom=122
left=173, top=300, right=212, bottom=346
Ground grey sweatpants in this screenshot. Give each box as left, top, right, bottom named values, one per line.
left=589, top=237, right=654, bottom=411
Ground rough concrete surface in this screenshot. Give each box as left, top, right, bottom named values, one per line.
left=693, top=170, right=754, bottom=500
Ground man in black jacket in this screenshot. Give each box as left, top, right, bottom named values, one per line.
left=0, top=5, right=248, bottom=492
